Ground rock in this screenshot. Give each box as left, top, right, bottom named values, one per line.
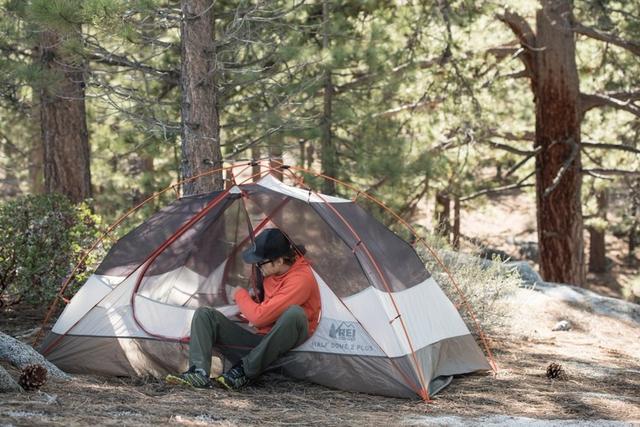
left=552, top=320, right=572, bottom=331
left=506, top=261, right=544, bottom=287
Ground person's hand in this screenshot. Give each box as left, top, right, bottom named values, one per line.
left=225, top=284, right=241, bottom=304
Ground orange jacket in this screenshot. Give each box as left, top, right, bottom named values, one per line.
left=235, top=257, right=321, bottom=335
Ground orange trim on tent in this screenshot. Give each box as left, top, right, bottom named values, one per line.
left=271, top=160, right=499, bottom=375
left=38, top=160, right=497, bottom=399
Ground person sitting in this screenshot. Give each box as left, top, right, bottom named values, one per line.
left=167, top=228, right=321, bottom=390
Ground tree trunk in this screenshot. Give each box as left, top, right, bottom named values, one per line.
left=629, top=178, right=640, bottom=262
left=251, top=145, right=261, bottom=182
left=39, top=28, right=92, bottom=203
left=269, top=140, right=284, bottom=182
left=321, top=0, right=337, bottom=195
left=180, top=0, right=223, bottom=196
left=534, top=0, right=585, bottom=285
left=588, top=189, right=608, bottom=273
left=453, top=195, right=461, bottom=249
left=29, top=75, right=44, bottom=194
left=435, top=191, right=451, bottom=243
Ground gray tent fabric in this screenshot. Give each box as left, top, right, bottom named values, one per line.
left=41, top=174, right=490, bottom=399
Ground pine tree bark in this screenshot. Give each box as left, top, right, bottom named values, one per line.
left=180, top=0, right=223, bottom=195
left=269, top=139, right=284, bottom=182
left=588, top=189, right=608, bottom=273
left=39, top=28, right=92, bottom=203
left=435, top=191, right=451, bottom=243
left=251, top=145, right=261, bottom=182
left=534, top=0, right=585, bottom=285
left=321, top=0, right=337, bottom=195
left=453, top=195, right=461, bottom=249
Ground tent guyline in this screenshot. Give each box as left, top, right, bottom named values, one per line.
left=38, top=160, right=494, bottom=400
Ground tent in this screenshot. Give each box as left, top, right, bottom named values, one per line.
left=41, top=171, right=491, bottom=399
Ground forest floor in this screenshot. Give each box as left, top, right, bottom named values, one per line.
left=1, top=190, right=639, bottom=426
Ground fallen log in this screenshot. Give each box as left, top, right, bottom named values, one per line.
left=0, top=331, right=70, bottom=380
left=0, top=364, right=23, bottom=392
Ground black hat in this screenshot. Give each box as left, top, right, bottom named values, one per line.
left=242, top=228, right=292, bottom=264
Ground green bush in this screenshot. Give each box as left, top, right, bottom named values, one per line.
left=0, top=193, right=102, bottom=308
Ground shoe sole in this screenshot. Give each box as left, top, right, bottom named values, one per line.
left=215, top=376, right=234, bottom=391
left=165, top=374, right=215, bottom=389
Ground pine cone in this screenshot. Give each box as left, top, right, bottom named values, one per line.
left=18, top=364, right=48, bottom=391
left=546, top=362, right=567, bottom=380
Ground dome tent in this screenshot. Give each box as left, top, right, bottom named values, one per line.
left=40, top=166, right=491, bottom=400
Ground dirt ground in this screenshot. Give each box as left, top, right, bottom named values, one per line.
left=2, top=189, right=639, bottom=426
left=1, top=285, right=639, bottom=426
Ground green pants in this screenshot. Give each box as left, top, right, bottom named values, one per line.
left=188, top=305, right=309, bottom=378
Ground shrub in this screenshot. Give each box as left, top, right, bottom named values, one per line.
left=416, top=236, right=521, bottom=335
left=0, top=193, right=102, bottom=308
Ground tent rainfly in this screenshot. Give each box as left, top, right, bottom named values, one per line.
left=41, top=173, right=490, bottom=399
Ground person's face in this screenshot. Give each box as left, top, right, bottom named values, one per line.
left=257, top=257, right=286, bottom=277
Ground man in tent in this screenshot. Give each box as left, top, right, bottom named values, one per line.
left=167, top=228, right=321, bottom=390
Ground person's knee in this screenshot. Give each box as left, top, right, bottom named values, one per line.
left=193, top=306, right=224, bottom=324
left=280, top=305, right=306, bottom=326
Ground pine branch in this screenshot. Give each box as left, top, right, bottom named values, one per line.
left=543, top=139, right=580, bottom=198
left=486, top=128, right=535, bottom=142
left=460, top=171, right=535, bottom=202
left=581, top=91, right=640, bottom=116
left=572, top=21, right=640, bottom=56
left=581, top=140, right=640, bottom=155
left=334, top=57, right=440, bottom=94
left=505, top=149, right=538, bottom=178
left=583, top=168, right=640, bottom=177
left=86, top=41, right=179, bottom=83
left=486, top=46, right=519, bottom=60
left=484, top=140, right=536, bottom=156
left=373, top=98, right=443, bottom=118
left=495, top=10, right=537, bottom=82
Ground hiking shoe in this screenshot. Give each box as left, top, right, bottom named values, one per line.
left=165, top=365, right=213, bottom=388
left=216, top=364, right=250, bottom=390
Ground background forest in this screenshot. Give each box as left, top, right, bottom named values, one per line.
left=0, top=0, right=639, bottom=310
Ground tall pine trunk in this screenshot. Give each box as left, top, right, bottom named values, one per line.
left=320, top=0, right=337, bottom=195
left=588, top=189, right=608, bottom=273
left=180, top=0, right=223, bottom=195
left=39, top=28, right=91, bottom=203
left=534, top=0, right=584, bottom=285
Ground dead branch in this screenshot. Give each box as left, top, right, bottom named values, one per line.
left=495, top=10, right=537, bottom=81
left=486, top=128, right=535, bottom=142
left=581, top=92, right=640, bottom=116
left=582, top=168, right=640, bottom=177
left=334, top=57, right=440, bottom=95
left=502, top=69, right=530, bottom=80
left=486, top=46, right=520, bottom=60
left=0, top=331, right=70, bottom=380
left=572, top=21, right=640, bottom=56
left=373, top=98, right=442, bottom=118
left=460, top=171, right=535, bottom=202
left=505, top=149, right=539, bottom=178
left=581, top=140, right=640, bottom=155
left=0, top=365, right=22, bottom=392
left=485, top=140, right=536, bottom=156
left=543, top=139, right=580, bottom=198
